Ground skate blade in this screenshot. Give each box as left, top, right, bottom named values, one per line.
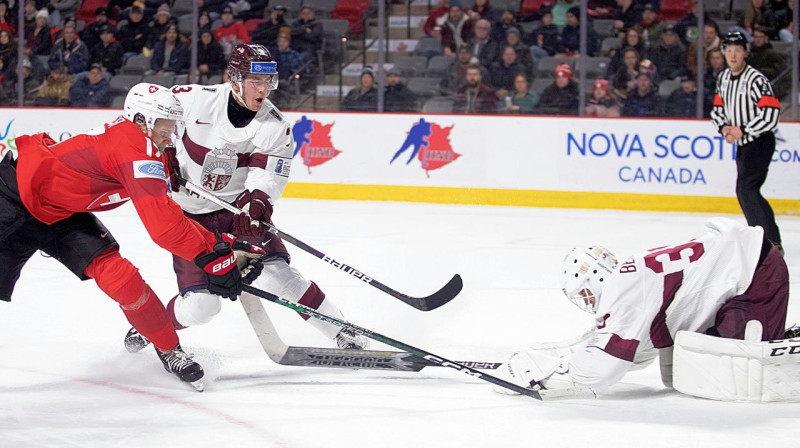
left=189, top=380, right=204, bottom=392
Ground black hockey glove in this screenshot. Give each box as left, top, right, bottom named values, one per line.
left=162, top=145, right=181, bottom=193
left=194, top=233, right=245, bottom=300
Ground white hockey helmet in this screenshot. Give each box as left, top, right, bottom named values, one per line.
left=123, top=83, right=184, bottom=133
left=560, top=246, right=618, bottom=314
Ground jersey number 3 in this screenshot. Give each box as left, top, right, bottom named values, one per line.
left=643, top=242, right=705, bottom=274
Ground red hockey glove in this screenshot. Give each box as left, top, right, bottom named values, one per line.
left=232, top=189, right=274, bottom=238
left=194, top=233, right=262, bottom=300
left=162, top=145, right=181, bottom=192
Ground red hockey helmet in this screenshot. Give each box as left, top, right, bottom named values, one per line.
left=227, top=43, right=279, bottom=90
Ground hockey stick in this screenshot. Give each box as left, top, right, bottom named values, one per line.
left=177, top=176, right=462, bottom=311
left=242, top=285, right=542, bottom=399
left=239, top=293, right=502, bottom=372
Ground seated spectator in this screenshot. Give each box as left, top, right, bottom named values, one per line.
left=69, top=63, right=112, bottom=107
left=145, top=4, right=174, bottom=54
left=498, top=73, right=538, bottom=114
left=35, top=64, right=71, bottom=106
left=537, top=63, right=579, bottom=115
left=746, top=25, right=786, bottom=81
left=16, top=58, right=42, bottom=104
left=197, top=30, right=227, bottom=79
left=198, top=11, right=213, bottom=33
left=384, top=67, right=418, bottom=113
left=252, top=5, right=288, bottom=46
left=452, top=64, right=495, bottom=113
left=623, top=71, right=660, bottom=117
left=674, top=0, right=706, bottom=48
left=469, top=19, right=500, bottom=68
left=290, top=6, right=323, bottom=59
left=0, top=58, right=13, bottom=105
left=703, top=47, right=726, bottom=98
left=422, top=0, right=450, bottom=38
left=736, top=0, right=776, bottom=39
left=647, top=24, right=686, bottom=81
left=489, top=44, right=524, bottom=94
left=491, top=8, right=517, bottom=43
left=0, top=30, right=15, bottom=65
left=25, top=9, right=51, bottom=56
left=8, top=48, right=47, bottom=85
left=445, top=43, right=480, bottom=93
left=551, top=0, right=576, bottom=31
left=612, top=0, right=643, bottom=38
left=776, top=0, right=794, bottom=42
left=49, top=24, right=90, bottom=74
left=214, top=4, right=250, bottom=55
left=585, top=78, right=620, bottom=117
left=662, top=72, right=697, bottom=118
left=272, top=28, right=308, bottom=79
left=504, top=27, right=532, bottom=75
left=638, top=4, right=665, bottom=49
left=0, top=1, right=15, bottom=34
left=91, top=26, right=124, bottom=75
left=340, top=66, right=377, bottom=112
left=606, top=27, right=644, bottom=77
left=148, top=24, right=190, bottom=76
left=687, top=21, right=720, bottom=75
left=81, top=7, right=113, bottom=51
left=441, top=0, right=474, bottom=56
left=468, top=0, right=500, bottom=23
left=557, top=6, right=598, bottom=56
left=118, top=6, right=148, bottom=56
left=526, top=9, right=559, bottom=62
left=610, top=46, right=640, bottom=98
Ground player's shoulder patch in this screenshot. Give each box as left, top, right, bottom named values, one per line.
left=269, top=108, right=284, bottom=122
left=132, top=160, right=166, bottom=180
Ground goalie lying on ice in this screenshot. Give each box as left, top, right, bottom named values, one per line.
left=495, top=218, right=795, bottom=402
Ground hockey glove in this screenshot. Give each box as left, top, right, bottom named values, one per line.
left=232, top=189, right=274, bottom=238
left=232, top=240, right=266, bottom=286
left=194, top=233, right=244, bottom=300
left=162, top=145, right=181, bottom=193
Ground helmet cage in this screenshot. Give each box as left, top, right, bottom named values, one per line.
left=560, top=246, right=618, bottom=314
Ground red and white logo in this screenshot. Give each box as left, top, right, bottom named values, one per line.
left=148, top=85, right=159, bottom=94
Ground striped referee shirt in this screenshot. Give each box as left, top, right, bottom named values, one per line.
left=710, top=64, right=780, bottom=145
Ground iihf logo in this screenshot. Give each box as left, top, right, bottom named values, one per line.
left=291, top=115, right=342, bottom=173
left=390, top=118, right=461, bottom=176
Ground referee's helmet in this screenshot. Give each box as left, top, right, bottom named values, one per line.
left=722, top=31, right=749, bottom=52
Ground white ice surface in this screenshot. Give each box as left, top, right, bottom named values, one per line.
left=2, top=200, right=799, bottom=447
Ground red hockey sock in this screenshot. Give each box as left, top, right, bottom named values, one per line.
left=85, top=249, right=179, bottom=352
left=296, top=282, right=325, bottom=321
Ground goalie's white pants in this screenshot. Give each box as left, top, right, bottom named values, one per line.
left=172, top=258, right=346, bottom=340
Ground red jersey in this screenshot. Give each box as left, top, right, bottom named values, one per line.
left=14, top=116, right=216, bottom=261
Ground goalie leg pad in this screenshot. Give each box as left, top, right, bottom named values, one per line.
left=674, top=321, right=800, bottom=402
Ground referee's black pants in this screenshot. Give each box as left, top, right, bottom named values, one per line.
left=735, top=132, right=781, bottom=246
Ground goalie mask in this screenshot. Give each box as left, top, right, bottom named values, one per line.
left=123, top=83, right=184, bottom=134
left=560, top=246, right=618, bottom=314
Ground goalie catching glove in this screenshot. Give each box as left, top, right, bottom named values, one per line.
left=194, top=233, right=265, bottom=300
left=233, top=189, right=273, bottom=239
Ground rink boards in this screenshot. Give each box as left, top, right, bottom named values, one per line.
left=1, top=107, right=798, bottom=214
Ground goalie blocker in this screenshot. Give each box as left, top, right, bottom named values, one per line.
left=674, top=320, right=800, bottom=402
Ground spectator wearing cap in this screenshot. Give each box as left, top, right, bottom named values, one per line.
left=422, top=0, right=450, bottom=38
left=557, top=6, right=598, bottom=56
left=119, top=6, right=148, bottom=56
left=585, top=78, right=621, bottom=117
left=145, top=3, right=175, bottom=52
left=674, top=0, right=708, bottom=48
left=537, top=63, right=579, bottom=115
left=526, top=9, right=559, bottom=61
left=551, top=0, right=576, bottom=32
left=81, top=7, right=112, bottom=51
left=638, top=4, right=665, bottom=48
left=491, top=8, right=517, bottom=43
left=252, top=5, right=288, bottom=46
left=686, top=20, right=720, bottom=75
left=214, top=4, right=250, bottom=54
left=272, top=27, right=308, bottom=80
left=622, top=70, right=660, bottom=117
left=504, top=27, right=533, bottom=75
left=149, top=24, right=189, bottom=76
left=499, top=73, right=538, bottom=114
left=14, top=57, right=42, bottom=104
left=25, top=9, right=51, bottom=56
left=489, top=45, right=525, bottom=94
left=51, top=0, right=81, bottom=26
left=469, top=19, right=500, bottom=68
left=663, top=72, right=697, bottom=118
left=197, top=29, right=226, bottom=78
left=638, top=58, right=658, bottom=85
left=384, top=67, right=418, bottom=113
left=341, top=66, right=378, bottom=112
left=610, top=46, right=640, bottom=98
left=69, top=63, right=111, bottom=107
left=35, top=64, right=71, bottom=106
left=290, top=6, right=323, bottom=59
left=612, top=0, right=643, bottom=38
left=647, top=24, right=686, bottom=81
left=91, top=25, right=124, bottom=75
left=49, top=24, right=90, bottom=74
left=452, top=63, right=496, bottom=114
left=441, top=0, right=475, bottom=57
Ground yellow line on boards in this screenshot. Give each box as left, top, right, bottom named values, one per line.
left=283, top=183, right=800, bottom=215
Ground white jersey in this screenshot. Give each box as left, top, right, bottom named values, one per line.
left=569, top=217, right=764, bottom=391
left=170, top=83, right=293, bottom=214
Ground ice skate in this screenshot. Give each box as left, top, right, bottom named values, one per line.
left=124, top=327, right=151, bottom=353
left=785, top=324, right=800, bottom=339
left=335, top=328, right=369, bottom=350
left=156, top=344, right=205, bottom=392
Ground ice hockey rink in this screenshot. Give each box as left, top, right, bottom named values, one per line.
left=2, top=198, right=799, bottom=447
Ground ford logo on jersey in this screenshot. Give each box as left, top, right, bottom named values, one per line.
left=133, top=160, right=166, bottom=180
left=251, top=61, right=277, bottom=74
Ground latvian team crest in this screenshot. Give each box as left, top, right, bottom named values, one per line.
left=201, top=147, right=238, bottom=191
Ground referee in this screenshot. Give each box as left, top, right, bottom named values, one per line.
left=711, top=31, right=783, bottom=254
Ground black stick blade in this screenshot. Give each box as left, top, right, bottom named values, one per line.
left=398, top=274, right=463, bottom=311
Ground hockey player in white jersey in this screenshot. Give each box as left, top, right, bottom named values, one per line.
left=124, top=43, right=368, bottom=352
left=498, top=218, right=790, bottom=399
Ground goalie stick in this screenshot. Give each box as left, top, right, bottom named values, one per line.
left=239, top=293, right=502, bottom=372
left=177, top=176, right=461, bottom=311
left=242, top=285, right=542, bottom=399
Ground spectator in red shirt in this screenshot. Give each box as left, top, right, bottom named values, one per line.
left=214, top=4, right=250, bottom=54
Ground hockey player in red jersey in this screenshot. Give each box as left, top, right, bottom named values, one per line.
left=495, top=218, right=790, bottom=400
left=124, top=44, right=369, bottom=354
left=1, top=83, right=262, bottom=391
